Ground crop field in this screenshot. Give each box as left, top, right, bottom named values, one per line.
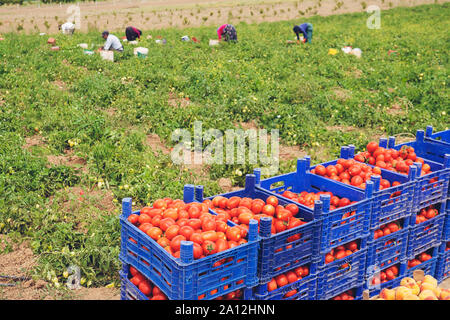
left=0, top=3, right=449, bottom=299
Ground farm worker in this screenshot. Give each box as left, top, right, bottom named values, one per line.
left=125, top=26, right=142, bottom=41
left=293, top=23, right=313, bottom=43
left=100, top=31, right=124, bottom=52
left=217, top=24, right=237, bottom=42
left=59, top=22, right=75, bottom=35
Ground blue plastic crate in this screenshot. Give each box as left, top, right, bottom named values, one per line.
left=363, top=261, right=407, bottom=298
left=366, top=226, right=409, bottom=275
left=406, top=245, right=440, bottom=279
left=407, top=201, right=446, bottom=258
left=385, top=135, right=450, bottom=209
left=436, top=241, right=450, bottom=283
left=315, top=248, right=367, bottom=300
left=251, top=265, right=317, bottom=300
left=119, top=186, right=260, bottom=301
left=254, top=157, right=374, bottom=254
left=195, top=174, right=318, bottom=285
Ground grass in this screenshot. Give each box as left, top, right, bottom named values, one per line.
left=0, top=3, right=448, bottom=289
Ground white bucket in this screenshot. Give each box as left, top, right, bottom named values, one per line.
left=100, top=50, right=114, bottom=62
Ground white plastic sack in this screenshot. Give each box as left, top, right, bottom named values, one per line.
left=351, top=48, right=362, bottom=58
left=181, top=35, right=190, bottom=42
left=209, top=39, right=219, bottom=46
left=342, top=46, right=352, bottom=54
left=100, top=50, right=114, bottom=62
left=133, top=47, right=149, bottom=56
left=129, top=40, right=138, bottom=45
left=78, top=43, right=88, bottom=49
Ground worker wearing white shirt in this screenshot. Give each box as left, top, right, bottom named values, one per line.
left=100, top=31, right=123, bottom=52
left=59, top=22, right=75, bottom=35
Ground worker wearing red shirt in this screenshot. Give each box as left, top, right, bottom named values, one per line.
left=217, top=24, right=237, bottom=42
left=125, top=26, right=142, bottom=41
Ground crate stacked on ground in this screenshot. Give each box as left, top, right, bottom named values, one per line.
left=120, top=262, right=250, bottom=300
left=195, top=174, right=318, bottom=300
left=254, top=156, right=374, bottom=300
left=119, top=185, right=260, bottom=300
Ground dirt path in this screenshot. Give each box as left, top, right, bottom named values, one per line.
left=0, top=0, right=444, bottom=34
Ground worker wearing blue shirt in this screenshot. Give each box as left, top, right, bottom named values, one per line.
left=293, top=23, right=313, bottom=43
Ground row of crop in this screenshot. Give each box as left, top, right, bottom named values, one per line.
left=119, top=125, right=450, bottom=300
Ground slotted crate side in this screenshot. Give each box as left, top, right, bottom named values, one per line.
left=315, top=248, right=367, bottom=300
left=436, top=241, right=450, bottom=283
left=255, top=157, right=374, bottom=254
left=405, top=245, right=440, bottom=279
left=386, top=135, right=450, bottom=210
left=196, top=174, right=319, bottom=284
left=119, top=187, right=260, bottom=300
left=363, top=260, right=407, bottom=298
left=251, top=272, right=318, bottom=300
left=407, top=202, right=446, bottom=258
left=366, top=227, right=409, bottom=274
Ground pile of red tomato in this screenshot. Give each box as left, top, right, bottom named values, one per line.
left=127, top=198, right=249, bottom=260
left=373, top=221, right=401, bottom=240
left=371, top=264, right=400, bottom=285
left=311, top=158, right=401, bottom=190
left=331, top=289, right=356, bottom=300
left=324, top=240, right=359, bottom=264
left=354, top=142, right=431, bottom=176
left=267, top=264, right=310, bottom=298
left=281, top=190, right=358, bottom=222
left=408, top=250, right=432, bottom=268
left=204, top=195, right=307, bottom=236
left=415, top=205, right=439, bottom=224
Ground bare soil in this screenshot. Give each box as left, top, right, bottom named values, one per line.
left=0, top=0, right=443, bottom=35
left=22, top=135, right=47, bottom=150
left=146, top=133, right=171, bottom=155
left=46, top=149, right=88, bottom=174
